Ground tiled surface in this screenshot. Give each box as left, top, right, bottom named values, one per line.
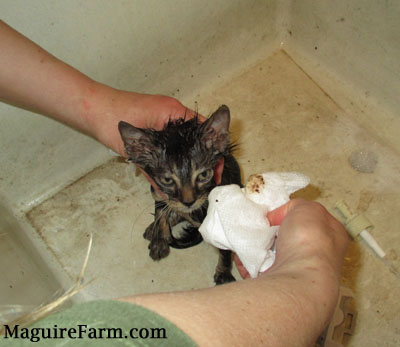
left=28, top=50, right=400, bottom=346
left=27, top=159, right=228, bottom=299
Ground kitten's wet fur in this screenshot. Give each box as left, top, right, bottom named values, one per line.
left=118, top=105, right=241, bottom=285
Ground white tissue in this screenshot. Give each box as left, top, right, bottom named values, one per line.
left=199, top=172, right=310, bottom=278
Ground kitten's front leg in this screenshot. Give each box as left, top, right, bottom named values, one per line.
left=145, top=207, right=172, bottom=261
left=143, top=222, right=154, bottom=241
left=214, top=249, right=236, bottom=285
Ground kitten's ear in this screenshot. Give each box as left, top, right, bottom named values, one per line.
left=201, top=105, right=230, bottom=152
left=118, top=121, right=157, bottom=165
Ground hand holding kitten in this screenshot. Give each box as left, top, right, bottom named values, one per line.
left=86, top=87, right=204, bottom=158
left=0, top=20, right=202, bottom=159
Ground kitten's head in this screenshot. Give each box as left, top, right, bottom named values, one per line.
left=118, top=105, right=232, bottom=213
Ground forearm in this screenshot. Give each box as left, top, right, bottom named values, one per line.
left=121, top=201, right=348, bottom=346
left=0, top=20, right=101, bottom=134
left=0, top=20, right=198, bottom=156
left=122, top=264, right=338, bottom=347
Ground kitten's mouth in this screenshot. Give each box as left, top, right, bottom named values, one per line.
left=179, top=205, right=199, bottom=214
left=177, top=203, right=201, bottom=214
left=169, top=195, right=207, bottom=214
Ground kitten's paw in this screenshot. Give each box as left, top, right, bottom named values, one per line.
left=169, top=226, right=203, bottom=249
left=143, top=223, right=154, bottom=241
left=149, top=239, right=170, bottom=260
left=214, top=272, right=236, bottom=285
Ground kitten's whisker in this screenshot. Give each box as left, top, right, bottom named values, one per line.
left=155, top=200, right=168, bottom=207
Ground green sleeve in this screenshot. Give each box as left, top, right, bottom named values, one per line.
left=1, top=300, right=197, bottom=346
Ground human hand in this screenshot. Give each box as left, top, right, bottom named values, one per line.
left=86, top=84, right=203, bottom=157
left=234, top=199, right=350, bottom=280
left=0, top=20, right=202, bottom=158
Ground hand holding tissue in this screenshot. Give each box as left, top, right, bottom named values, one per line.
left=199, top=172, right=310, bottom=278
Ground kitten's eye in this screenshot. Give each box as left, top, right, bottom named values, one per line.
left=197, top=169, right=213, bottom=183
left=160, top=176, right=174, bottom=186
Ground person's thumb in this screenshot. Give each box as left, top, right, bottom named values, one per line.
left=266, top=199, right=304, bottom=226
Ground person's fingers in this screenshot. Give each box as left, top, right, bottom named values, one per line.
left=196, top=113, right=207, bottom=122
left=266, top=199, right=303, bottom=226
left=234, top=254, right=250, bottom=279
left=166, top=102, right=206, bottom=123
left=213, top=157, right=224, bottom=185
left=235, top=199, right=305, bottom=279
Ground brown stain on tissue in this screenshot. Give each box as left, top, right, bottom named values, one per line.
left=246, top=174, right=265, bottom=194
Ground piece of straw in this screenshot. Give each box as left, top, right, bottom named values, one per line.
left=0, top=234, right=93, bottom=335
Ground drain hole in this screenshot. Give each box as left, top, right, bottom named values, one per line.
left=348, top=149, right=378, bottom=173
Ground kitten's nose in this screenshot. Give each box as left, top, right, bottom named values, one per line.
left=182, top=200, right=195, bottom=207
left=182, top=184, right=196, bottom=208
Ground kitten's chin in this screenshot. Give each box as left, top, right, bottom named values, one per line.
left=172, top=196, right=207, bottom=214
left=181, top=206, right=199, bottom=214
left=177, top=204, right=200, bottom=214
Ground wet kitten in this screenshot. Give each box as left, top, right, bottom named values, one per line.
left=118, top=105, right=241, bottom=285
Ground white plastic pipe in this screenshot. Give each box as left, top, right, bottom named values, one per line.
left=359, top=229, right=386, bottom=258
